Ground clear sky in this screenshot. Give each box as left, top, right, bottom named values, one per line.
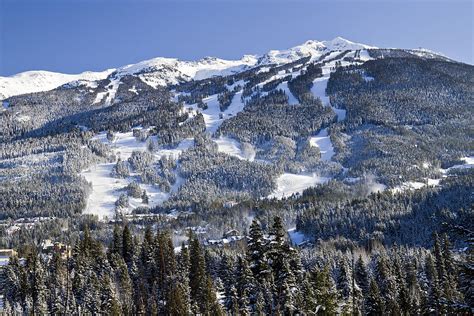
left=0, top=0, right=472, bottom=76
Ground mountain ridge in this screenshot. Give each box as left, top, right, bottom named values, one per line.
left=0, top=37, right=400, bottom=100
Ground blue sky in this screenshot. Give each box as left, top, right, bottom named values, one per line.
left=0, top=0, right=472, bottom=76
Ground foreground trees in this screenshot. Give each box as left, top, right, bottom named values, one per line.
left=1, top=218, right=471, bottom=315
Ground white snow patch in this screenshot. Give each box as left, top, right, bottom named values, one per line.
left=309, top=128, right=335, bottom=161
left=0, top=69, right=114, bottom=100
left=391, top=178, right=442, bottom=193
left=16, top=114, right=31, bottom=122
left=214, top=136, right=255, bottom=161
left=81, top=130, right=193, bottom=219
left=269, top=173, right=329, bottom=199
left=276, top=81, right=299, bottom=105
left=187, top=89, right=245, bottom=134
left=129, top=86, right=138, bottom=95
left=311, top=77, right=330, bottom=105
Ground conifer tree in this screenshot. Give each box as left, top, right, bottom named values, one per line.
left=176, top=242, right=191, bottom=313
left=366, top=277, right=384, bottom=315
left=247, top=218, right=270, bottom=283
left=355, top=255, right=369, bottom=292
left=311, top=265, right=338, bottom=314
left=122, top=224, right=133, bottom=266
left=374, top=255, right=399, bottom=315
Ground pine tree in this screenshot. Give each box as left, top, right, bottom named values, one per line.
left=393, top=255, right=410, bottom=315
left=189, top=235, right=213, bottom=314
left=48, top=251, right=67, bottom=314
left=424, top=253, right=443, bottom=314
left=374, top=255, right=399, bottom=315
left=26, top=250, right=48, bottom=315
left=311, top=265, right=338, bottom=314
left=336, top=257, right=353, bottom=314
left=108, top=225, right=123, bottom=259
left=405, top=259, right=422, bottom=314
left=247, top=218, right=270, bottom=283
left=141, top=190, right=149, bottom=204
left=301, top=274, right=317, bottom=315
left=355, top=255, right=369, bottom=292
left=220, top=254, right=236, bottom=312
left=235, top=256, right=255, bottom=311
left=366, top=277, right=384, bottom=315
left=176, top=242, right=191, bottom=314
left=441, top=233, right=462, bottom=311
left=122, top=224, right=134, bottom=266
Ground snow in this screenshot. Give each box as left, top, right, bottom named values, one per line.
left=214, top=136, right=255, bottom=161
left=391, top=178, right=442, bottom=193
left=16, top=114, right=31, bottom=122
left=444, top=156, right=474, bottom=172
left=311, top=77, right=330, bottom=105
left=433, top=156, right=474, bottom=180
left=268, top=173, right=329, bottom=199
left=81, top=130, right=193, bottom=219
left=1, top=37, right=377, bottom=99
left=276, top=81, right=299, bottom=105
left=186, top=88, right=246, bottom=134
left=309, top=128, right=335, bottom=161
left=129, top=86, right=138, bottom=95
left=0, top=69, right=114, bottom=100
left=93, top=77, right=121, bottom=105
left=257, top=37, right=377, bottom=65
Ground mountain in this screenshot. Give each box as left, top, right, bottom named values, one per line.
left=0, top=69, right=115, bottom=100
left=0, top=37, right=389, bottom=100
left=1, top=36, right=471, bottom=228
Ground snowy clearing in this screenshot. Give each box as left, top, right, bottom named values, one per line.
left=391, top=178, right=442, bottom=193
left=309, top=128, right=335, bottom=161
left=214, top=136, right=255, bottom=161
left=268, top=173, right=329, bottom=199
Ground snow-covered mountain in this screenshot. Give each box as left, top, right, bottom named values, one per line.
left=0, top=37, right=378, bottom=99
left=256, top=37, right=377, bottom=64
left=2, top=37, right=454, bottom=101
left=0, top=69, right=115, bottom=100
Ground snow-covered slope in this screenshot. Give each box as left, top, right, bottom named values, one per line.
left=4, top=37, right=449, bottom=101
left=115, top=55, right=258, bottom=88
left=256, top=37, right=377, bottom=64
left=0, top=37, right=378, bottom=99
left=0, top=69, right=115, bottom=100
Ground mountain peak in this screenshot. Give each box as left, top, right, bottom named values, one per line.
left=322, top=37, right=377, bottom=50
left=0, top=37, right=378, bottom=99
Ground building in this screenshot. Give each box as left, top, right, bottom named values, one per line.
left=0, top=249, right=17, bottom=267
left=41, top=240, right=71, bottom=260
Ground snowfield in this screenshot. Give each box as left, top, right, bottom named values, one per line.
left=309, top=128, right=335, bottom=161
left=81, top=130, right=193, bottom=219
left=214, top=136, right=255, bottom=161
left=288, top=228, right=308, bottom=246
left=0, top=69, right=114, bottom=100
left=1, top=37, right=377, bottom=100
left=186, top=89, right=246, bottom=134
left=268, top=173, right=329, bottom=199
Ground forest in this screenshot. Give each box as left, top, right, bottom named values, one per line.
left=0, top=46, right=473, bottom=314
left=0, top=217, right=471, bottom=315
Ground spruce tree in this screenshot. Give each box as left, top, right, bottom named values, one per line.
left=366, top=277, right=384, bottom=315
left=122, top=224, right=133, bottom=266
left=247, top=218, right=270, bottom=283
left=311, top=265, right=338, bottom=314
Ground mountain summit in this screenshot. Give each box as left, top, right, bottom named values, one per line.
left=0, top=37, right=377, bottom=99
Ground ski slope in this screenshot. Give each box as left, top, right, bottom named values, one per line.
left=81, top=130, right=193, bottom=219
